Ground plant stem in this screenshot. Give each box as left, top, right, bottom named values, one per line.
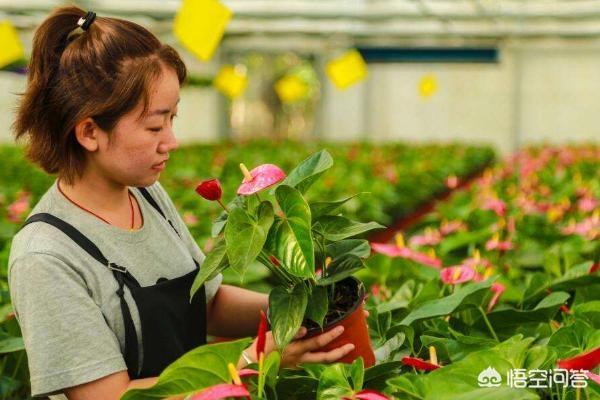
left=478, top=306, right=499, bottom=342
left=255, top=193, right=262, bottom=203
left=10, top=351, right=23, bottom=380
left=216, top=199, right=229, bottom=213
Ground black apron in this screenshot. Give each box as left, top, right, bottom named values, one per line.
left=20, top=187, right=207, bottom=378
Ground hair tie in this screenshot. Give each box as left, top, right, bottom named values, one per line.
left=77, top=11, right=96, bottom=31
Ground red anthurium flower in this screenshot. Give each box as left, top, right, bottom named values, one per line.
left=440, top=266, right=476, bottom=285
left=237, top=163, right=286, bottom=195
left=591, top=262, right=599, bottom=274
left=189, top=383, right=250, bottom=400
left=343, top=389, right=390, bottom=400
left=559, top=304, right=571, bottom=314
left=195, top=179, right=223, bottom=201
left=401, top=356, right=440, bottom=371
left=487, top=282, right=506, bottom=313
left=256, top=310, right=268, bottom=360
left=557, top=346, right=600, bottom=371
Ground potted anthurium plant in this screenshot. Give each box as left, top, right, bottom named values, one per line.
left=192, top=150, right=385, bottom=367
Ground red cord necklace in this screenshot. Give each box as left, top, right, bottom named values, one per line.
left=57, top=180, right=135, bottom=231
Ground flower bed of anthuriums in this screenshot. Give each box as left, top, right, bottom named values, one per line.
left=361, top=145, right=600, bottom=400
left=117, top=145, right=598, bottom=400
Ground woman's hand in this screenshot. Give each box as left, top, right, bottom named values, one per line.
left=241, top=326, right=354, bottom=369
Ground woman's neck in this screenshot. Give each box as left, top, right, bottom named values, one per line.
left=57, top=171, right=139, bottom=229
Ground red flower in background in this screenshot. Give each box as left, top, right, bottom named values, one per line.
left=256, top=310, right=268, bottom=360
left=401, top=356, right=440, bottom=371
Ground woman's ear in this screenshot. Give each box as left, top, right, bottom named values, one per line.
left=74, top=117, right=102, bottom=152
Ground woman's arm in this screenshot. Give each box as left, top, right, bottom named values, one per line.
left=206, top=284, right=269, bottom=337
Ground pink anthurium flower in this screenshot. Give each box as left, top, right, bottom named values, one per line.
left=481, top=197, right=507, bottom=217
left=487, top=282, right=506, bottom=313
left=371, top=234, right=442, bottom=268
left=370, top=243, right=412, bottom=258
left=440, top=220, right=467, bottom=236
left=485, top=233, right=513, bottom=252
left=578, top=196, right=598, bottom=213
left=6, top=191, right=30, bottom=223
left=189, top=383, right=250, bottom=400
left=238, top=369, right=259, bottom=378
left=237, top=163, right=286, bottom=195
left=409, top=228, right=442, bottom=246
left=445, top=175, right=459, bottom=189
left=440, top=266, right=476, bottom=285
left=343, top=389, right=390, bottom=400
left=587, top=371, right=600, bottom=385
left=557, top=346, right=600, bottom=371
left=409, top=250, right=443, bottom=269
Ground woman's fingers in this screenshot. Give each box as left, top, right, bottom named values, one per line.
left=301, top=343, right=355, bottom=363
left=296, top=325, right=345, bottom=353
left=294, top=326, right=308, bottom=339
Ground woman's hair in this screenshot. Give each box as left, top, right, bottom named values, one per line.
left=12, top=6, right=187, bottom=184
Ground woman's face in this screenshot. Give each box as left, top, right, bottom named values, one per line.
left=93, top=64, right=180, bottom=188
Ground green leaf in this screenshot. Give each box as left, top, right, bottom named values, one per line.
left=325, top=239, right=371, bottom=259
left=374, top=332, right=405, bottom=363
left=523, top=262, right=599, bottom=305
left=0, top=336, right=24, bottom=353
left=309, top=193, right=363, bottom=220
left=225, top=202, right=274, bottom=276
left=275, top=149, right=333, bottom=195
left=348, top=357, right=364, bottom=392
left=121, top=338, right=252, bottom=400
left=317, top=363, right=353, bottom=400
left=190, top=238, right=228, bottom=300
left=399, top=279, right=494, bottom=326
left=269, top=284, right=309, bottom=350
left=264, top=351, right=281, bottom=389
left=474, top=292, right=570, bottom=332
left=439, top=228, right=493, bottom=255
left=305, top=286, right=329, bottom=328
left=314, top=216, right=385, bottom=241
left=317, top=254, right=365, bottom=286
left=273, top=185, right=314, bottom=277
left=211, top=196, right=245, bottom=237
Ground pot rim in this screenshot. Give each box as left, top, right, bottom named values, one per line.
left=304, top=276, right=366, bottom=336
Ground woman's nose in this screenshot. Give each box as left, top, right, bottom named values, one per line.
left=158, top=128, right=178, bottom=153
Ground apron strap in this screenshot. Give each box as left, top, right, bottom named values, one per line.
left=136, top=187, right=181, bottom=238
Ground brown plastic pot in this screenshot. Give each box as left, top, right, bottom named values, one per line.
left=303, top=277, right=376, bottom=367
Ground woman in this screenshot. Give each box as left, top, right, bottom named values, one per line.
left=8, top=7, right=355, bottom=400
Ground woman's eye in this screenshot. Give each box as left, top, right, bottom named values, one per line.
left=148, top=127, right=162, bottom=132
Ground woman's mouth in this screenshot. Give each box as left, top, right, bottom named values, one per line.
left=152, top=161, right=167, bottom=171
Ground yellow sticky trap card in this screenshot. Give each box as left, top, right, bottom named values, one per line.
left=174, top=0, right=232, bottom=62
left=274, top=75, right=308, bottom=103
left=0, top=21, right=24, bottom=69
left=419, top=74, right=438, bottom=98
left=213, top=65, right=247, bottom=99
left=326, top=49, right=368, bottom=89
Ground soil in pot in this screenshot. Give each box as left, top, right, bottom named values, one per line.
left=303, top=277, right=376, bottom=367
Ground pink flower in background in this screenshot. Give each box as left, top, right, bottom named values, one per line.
left=461, top=251, right=492, bottom=270
left=409, top=228, right=442, bottom=246
left=183, top=212, right=199, bottom=227
left=587, top=371, right=600, bottom=386
left=578, top=197, right=598, bottom=213
left=440, top=266, right=476, bottom=285
left=344, top=389, right=390, bottom=400
left=561, top=215, right=599, bottom=240
left=409, top=250, right=443, bottom=268
left=383, top=165, right=398, bottom=184
left=507, top=217, right=516, bottom=235
left=487, top=282, right=506, bottom=312
left=237, top=163, right=286, bottom=195
left=481, top=197, right=506, bottom=217
left=370, top=242, right=412, bottom=258
left=485, top=233, right=514, bottom=252
left=440, top=220, right=467, bottom=236
left=203, top=238, right=216, bottom=253
left=6, top=192, right=31, bottom=223
left=445, top=175, right=459, bottom=189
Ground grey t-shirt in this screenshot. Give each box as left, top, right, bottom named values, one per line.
left=8, top=179, right=222, bottom=399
